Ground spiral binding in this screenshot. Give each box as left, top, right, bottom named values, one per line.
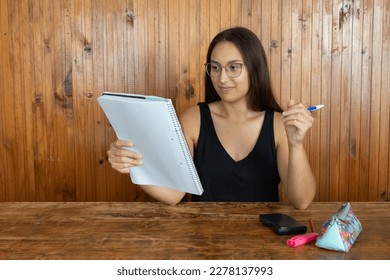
left=166, top=100, right=203, bottom=195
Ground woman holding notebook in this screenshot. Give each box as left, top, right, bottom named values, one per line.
left=107, top=27, right=316, bottom=209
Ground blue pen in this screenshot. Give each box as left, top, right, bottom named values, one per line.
left=307, top=104, right=325, bottom=111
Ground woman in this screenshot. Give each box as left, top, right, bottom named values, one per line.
left=107, top=27, right=316, bottom=209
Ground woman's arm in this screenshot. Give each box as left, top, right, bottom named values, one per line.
left=107, top=139, right=186, bottom=205
left=106, top=106, right=200, bottom=205
left=274, top=100, right=316, bottom=209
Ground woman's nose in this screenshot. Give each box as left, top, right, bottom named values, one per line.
left=218, top=67, right=230, bottom=82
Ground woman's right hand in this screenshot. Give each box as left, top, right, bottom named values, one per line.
left=107, top=139, right=143, bottom=174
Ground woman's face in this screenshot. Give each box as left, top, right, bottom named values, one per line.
left=209, top=41, right=250, bottom=104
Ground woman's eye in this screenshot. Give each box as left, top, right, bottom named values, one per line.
left=228, top=64, right=240, bottom=71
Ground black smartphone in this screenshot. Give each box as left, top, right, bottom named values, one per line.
left=259, top=213, right=307, bottom=235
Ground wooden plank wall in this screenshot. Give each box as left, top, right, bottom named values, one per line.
left=0, top=0, right=389, bottom=202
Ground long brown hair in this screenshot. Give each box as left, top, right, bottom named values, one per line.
left=205, top=27, right=283, bottom=113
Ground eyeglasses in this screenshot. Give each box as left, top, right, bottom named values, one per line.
left=204, top=62, right=245, bottom=78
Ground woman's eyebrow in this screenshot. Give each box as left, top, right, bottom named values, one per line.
left=210, top=59, right=243, bottom=64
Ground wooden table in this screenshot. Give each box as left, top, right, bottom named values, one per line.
left=0, top=202, right=389, bottom=260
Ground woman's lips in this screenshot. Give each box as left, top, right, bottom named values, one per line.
left=218, top=86, right=234, bottom=92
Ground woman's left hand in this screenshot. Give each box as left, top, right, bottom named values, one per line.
left=282, top=100, right=314, bottom=146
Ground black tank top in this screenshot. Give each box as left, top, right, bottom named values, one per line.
left=192, top=102, right=280, bottom=202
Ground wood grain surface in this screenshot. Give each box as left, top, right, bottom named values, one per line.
left=0, top=202, right=389, bottom=260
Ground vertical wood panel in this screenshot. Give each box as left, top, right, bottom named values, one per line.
left=231, top=0, right=242, bottom=27
left=318, top=0, right=332, bottom=201
left=349, top=0, right=363, bottom=201
left=290, top=0, right=303, bottom=103
left=339, top=0, right=353, bottom=201
left=280, top=0, right=292, bottom=110
left=93, top=0, right=109, bottom=201
left=0, top=0, right=5, bottom=200
left=0, top=0, right=12, bottom=201
left=7, top=0, right=22, bottom=200
left=359, top=0, right=373, bottom=201
left=309, top=0, right=323, bottom=202
left=301, top=0, right=313, bottom=157
left=269, top=0, right=282, bottom=102
left=368, top=0, right=384, bottom=201
left=0, top=0, right=389, bottom=202
left=249, top=0, right=260, bottom=34
left=73, top=0, right=93, bottom=201
left=176, top=0, right=190, bottom=112
left=379, top=0, right=390, bottom=201
left=260, top=0, right=271, bottom=65
left=329, top=0, right=343, bottom=200
left=50, top=0, right=65, bottom=200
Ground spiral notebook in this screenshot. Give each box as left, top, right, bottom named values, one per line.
left=98, top=92, right=203, bottom=195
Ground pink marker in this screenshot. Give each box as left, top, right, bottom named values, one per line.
left=287, top=218, right=318, bottom=247
left=287, top=233, right=319, bottom=247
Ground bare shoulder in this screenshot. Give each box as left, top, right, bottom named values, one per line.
left=178, top=104, right=201, bottom=145
left=273, top=111, right=284, bottom=127
left=273, top=111, right=287, bottom=146
left=179, top=104, right=200, bottom=127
